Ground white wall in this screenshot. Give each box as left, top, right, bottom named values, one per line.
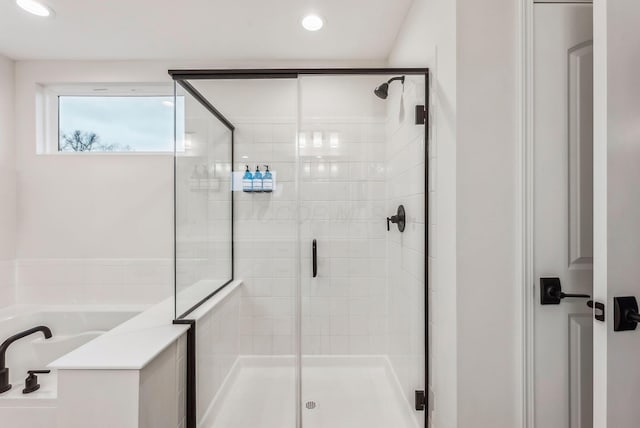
left=0, top=54, right=15, bottom=308
left=14, top=61, right=174, bottom=304
left=456, top=0, right=520, bottom=426
left=389, top=0, right=457, bottom=426
left=390, top=0, right=521, bottom=427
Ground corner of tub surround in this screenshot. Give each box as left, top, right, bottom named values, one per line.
left=49, top=279, right=243, bottom=371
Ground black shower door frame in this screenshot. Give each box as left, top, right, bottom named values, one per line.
left=169, top=68, right=430, bottom=428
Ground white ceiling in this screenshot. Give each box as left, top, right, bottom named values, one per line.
left=0, top=0, right=413, bottom=61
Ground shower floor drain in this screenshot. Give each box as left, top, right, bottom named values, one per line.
left=305, top=401, right=317, bottom=410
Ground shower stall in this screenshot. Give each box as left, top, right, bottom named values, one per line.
left=170, top=69, right=429, bottom=428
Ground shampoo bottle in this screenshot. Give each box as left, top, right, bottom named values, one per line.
left=242, top=165, right=253, bottom=192
left=262, top=165, right=273, bottom=193
left=253, top=166, right=263, bottom=192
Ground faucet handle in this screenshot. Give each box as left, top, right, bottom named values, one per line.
left=386, top=205, right=406, bottom=232
left=23, top=370, right=50, bottom=394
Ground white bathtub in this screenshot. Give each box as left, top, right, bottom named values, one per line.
left=0, top=306, right=140, bottom=401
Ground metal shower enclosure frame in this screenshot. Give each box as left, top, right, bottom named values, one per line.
left=168, top=67, right=430, bottom=428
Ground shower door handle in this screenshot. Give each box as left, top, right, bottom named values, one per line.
left=312, top=239, right=318, bottom=278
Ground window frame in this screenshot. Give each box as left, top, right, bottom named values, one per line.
left=39, top=83, right=180, bottom=155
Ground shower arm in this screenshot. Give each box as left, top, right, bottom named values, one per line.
left=387, top=76, right=405, bottom=85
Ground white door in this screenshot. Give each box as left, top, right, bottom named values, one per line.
left=593, top=1, right=640, bottom=427
left=533, top=3, right=594, bottom=428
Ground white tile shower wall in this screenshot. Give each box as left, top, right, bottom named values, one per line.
left=233, top=117, right=390, bottom=356
left=385, top=77, right=426, bottom=422
left=299, top=120, right=389, bottom=355
left=15, top=259, right=172, bottom=305
left=234, top=121, right=298, bottom=356
left=230, top=75, right=393, bottom=356
left=195, top=284, right=240, bottom=424
left=296, top=75, right=392, bottom=357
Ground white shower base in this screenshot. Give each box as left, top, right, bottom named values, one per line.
left=203, top=355, right=420, bottom=428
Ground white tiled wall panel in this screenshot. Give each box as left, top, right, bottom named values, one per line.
left=233, top=117, right=395, bottom=356
left=195, top=285, right=240, bottom=424
left=15, top=258, right=172, bottom=304
left=232, top=75, right=427, bottom=369
left=299, top=120, right=390, bottom=356
left=234, top=121, right=298, bottom=356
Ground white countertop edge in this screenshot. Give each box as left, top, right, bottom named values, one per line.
left=48, top=325, right=189, bottom=370
left=49, top=279, right=243, bottom=371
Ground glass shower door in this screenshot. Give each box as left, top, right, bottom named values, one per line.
left=298, top=74, right=427, bottom=428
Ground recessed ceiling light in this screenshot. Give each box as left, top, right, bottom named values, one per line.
left=16, top=0, right=53, bottom=17
left=302, top=14, right=324, bottom=32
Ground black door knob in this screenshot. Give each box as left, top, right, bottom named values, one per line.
left=540, top=277, right=590, bottom=305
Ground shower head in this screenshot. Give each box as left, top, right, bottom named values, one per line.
left=374, top=76, right=405, bottom=99
left=374, top=83, right=389, bottom=99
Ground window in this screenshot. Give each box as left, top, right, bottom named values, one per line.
left=39, top=84, right=185, bottom=154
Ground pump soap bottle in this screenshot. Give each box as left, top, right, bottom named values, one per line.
left=262, top=165, right=273, bottom=193
left=242, top=165, right=253, bottom=192
left=253, top=166, right=263, bottom=192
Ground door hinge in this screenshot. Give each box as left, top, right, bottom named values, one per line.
left=415, top=390, right=426, bottom=411
left=415, top=105, right=427, bottom=125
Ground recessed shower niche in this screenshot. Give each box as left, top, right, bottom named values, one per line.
left=171, top=69, right=429, bottom=428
